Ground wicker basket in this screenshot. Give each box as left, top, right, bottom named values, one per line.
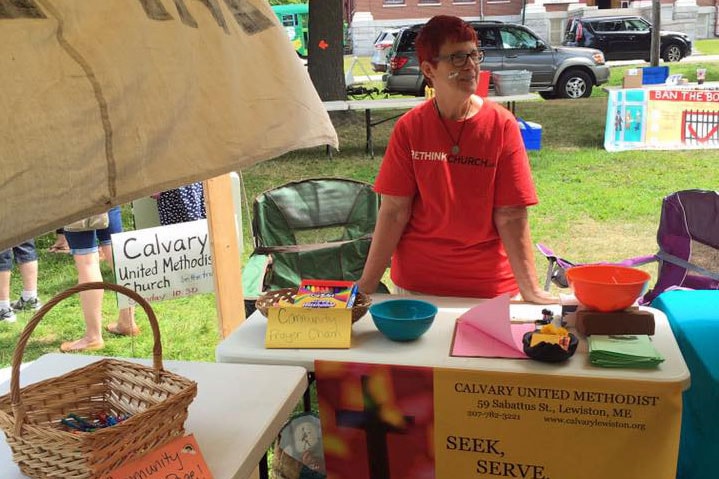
left=0, top=282, right=198, bottom=479
left=256, top=288, right=371, bottom=323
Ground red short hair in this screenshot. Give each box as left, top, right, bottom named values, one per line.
left=416, top=16, right=478, bottom=67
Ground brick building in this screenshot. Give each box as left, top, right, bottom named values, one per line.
left=345, top=0, right=718, bottom=55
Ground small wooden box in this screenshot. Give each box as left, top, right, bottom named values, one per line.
left=576, top=308, right=655, bottom=336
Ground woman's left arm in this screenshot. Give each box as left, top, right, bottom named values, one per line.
left=493, top=206, right=557, bottom=304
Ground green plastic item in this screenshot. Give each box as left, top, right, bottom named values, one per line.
left=244, top=178, right=380, bottom=298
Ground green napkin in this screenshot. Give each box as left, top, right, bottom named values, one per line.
left=588, top=335, right=664, bottom=368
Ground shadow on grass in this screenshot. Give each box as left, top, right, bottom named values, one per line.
left=0, top=324, right=62, bottom=369
left=518, top=97, right=607, bottom=149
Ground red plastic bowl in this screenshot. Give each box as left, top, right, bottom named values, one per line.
left=566, top=265, right=651, bottom=312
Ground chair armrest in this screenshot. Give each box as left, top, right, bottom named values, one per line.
left=242, top=254, right=271, bottom=299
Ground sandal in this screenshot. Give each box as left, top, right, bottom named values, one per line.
left=106, top=322, right=141, bottom=337
left=48, top=245, right=71, bottom=254
left=60, top=338, right=105, bottom=353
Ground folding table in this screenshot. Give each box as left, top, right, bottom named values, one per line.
left=0, top=354, right=307, bottom=479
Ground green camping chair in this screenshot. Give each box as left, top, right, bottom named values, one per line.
left=243, top=178, right=385, bottom=315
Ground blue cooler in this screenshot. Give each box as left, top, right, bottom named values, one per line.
left=642, top=66, right=670, bottom=85
left=518, top=118, right=542, bottom=151
left=652, top=290, right=719, bottom=479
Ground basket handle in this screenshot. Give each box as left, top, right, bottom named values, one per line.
left=10, top=282, right=164, bottom=409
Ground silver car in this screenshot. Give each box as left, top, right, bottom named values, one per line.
left=371, top=28, right=400, bottom=73
left=384, top=22, right=610, bottom=99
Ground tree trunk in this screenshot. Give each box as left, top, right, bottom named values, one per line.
left=650, top=0, right=661, bottom=66
left=307, top=0, right=346, bottom=101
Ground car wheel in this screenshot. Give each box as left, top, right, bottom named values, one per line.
left=557, top=69, right=592, bottom=99
left=538, top=91, right=556, bottom=100
left=415, top=80, right=427, bottom=97
left=662, top=44, right=683, bottom=63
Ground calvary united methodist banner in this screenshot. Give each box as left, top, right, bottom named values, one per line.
left=315, top=361, right=682, bottom=479
left=0, top=0, right=337, bottom=250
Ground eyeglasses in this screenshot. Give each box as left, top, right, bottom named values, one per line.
left=434, top=49, right=485, bottom=67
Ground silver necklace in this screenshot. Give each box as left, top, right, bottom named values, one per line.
left=434, top=98, right=471, bottom=155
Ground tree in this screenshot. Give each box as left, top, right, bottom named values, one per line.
left=307, top=0, right=346, bottom=101
left=650, top=0, right=661, bottom=66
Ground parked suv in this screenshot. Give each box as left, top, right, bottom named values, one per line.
left=371, top=28, right=400, bottom=72
left=562, top=16, right=691, bottom=63
left=383, top=21, right=609, bottom=100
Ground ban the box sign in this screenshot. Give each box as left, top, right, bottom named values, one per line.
left=111, top=220, right=214, bottom=308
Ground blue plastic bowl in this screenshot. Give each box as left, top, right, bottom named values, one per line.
left=369, top=299, right=437, bottom=342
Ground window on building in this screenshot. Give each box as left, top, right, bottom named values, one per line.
left=418, top=0, right=440, bottom=4
left=383, top=0, right=405, bottom=5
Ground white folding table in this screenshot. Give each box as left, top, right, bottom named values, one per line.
left=217, top=294, right=689, bottom=387
left=216, top=294, right=690, bottom=478
left=0, top=354, right=308, bottom=479
left=324, top=94, right=541, bottom=157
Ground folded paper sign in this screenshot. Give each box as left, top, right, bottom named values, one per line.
left=451, top=294, right=536, bottom=358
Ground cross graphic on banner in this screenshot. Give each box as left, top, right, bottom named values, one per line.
left=335, top=375, right=415, bottom=479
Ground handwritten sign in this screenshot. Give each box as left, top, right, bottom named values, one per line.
left=265, top=307, right=352, bottom=349
left=103, top=434, right=212, bottom=479
left=111, top=220, right=214, bottom=308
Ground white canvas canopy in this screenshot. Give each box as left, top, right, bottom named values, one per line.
left=0, top=0, right=338, bottom=250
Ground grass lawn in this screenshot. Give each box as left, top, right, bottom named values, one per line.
left=1, top=57, right=718, bottom=371
left=695, top=38, right=719, bottom=55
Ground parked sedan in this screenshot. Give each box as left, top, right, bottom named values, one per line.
left=371, top=28, right=400, bottom=72
left=384, top=22, right=610, bottom=99
left=562, top=16, right=692, bottom=62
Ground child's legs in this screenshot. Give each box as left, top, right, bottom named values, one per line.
left=0, top=249, right=11, bottom=301
left=98, top=243, right=136, bottom=329
left=52, top=229, right=68, bottom=246
left=17, top=261, right=38, bottom=292
left=72, top=252, right=104, bottom=341
left=97, top=207, right=136, bottom=329
left=65, top=230, right=103, bottom=341
left=12, top=240, right=39, bottom=292
left=0, top=271, right=10, bottom=302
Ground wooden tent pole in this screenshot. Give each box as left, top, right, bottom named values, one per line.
left=204, top=174, right=245, bottom=337
left=205, top=175, right=259, bottom=478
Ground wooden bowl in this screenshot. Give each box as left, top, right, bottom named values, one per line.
left=255, top=288, right=371, bottom=323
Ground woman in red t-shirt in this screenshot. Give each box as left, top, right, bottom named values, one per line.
left=357, top=15, right=555, bottom=303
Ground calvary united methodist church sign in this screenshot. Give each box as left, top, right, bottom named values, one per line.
left=111, top=220, right=214, bottom=308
